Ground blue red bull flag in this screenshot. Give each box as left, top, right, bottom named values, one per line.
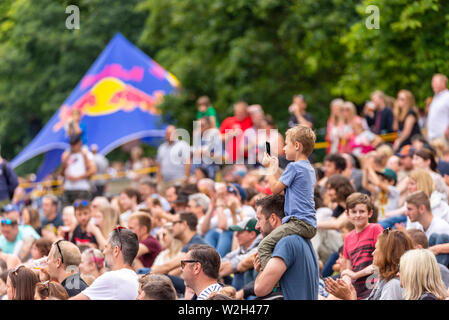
left=11, top=33, right=180, bottom=180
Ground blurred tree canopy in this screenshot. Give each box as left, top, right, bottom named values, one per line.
left=1, top=0, right=449, bottom=175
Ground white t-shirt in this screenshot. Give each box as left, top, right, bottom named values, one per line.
left=82, top=268, right=138, bottom=300
left=64, top=150, right=94, bottom=191
left=425, top=216, right=449, bottom=239
left=156, top=141, right=190, bottom=182
left=427, top=89, right=449, bottom=140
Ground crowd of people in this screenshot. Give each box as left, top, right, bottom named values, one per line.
left=1, top=73, right=449, bottom=300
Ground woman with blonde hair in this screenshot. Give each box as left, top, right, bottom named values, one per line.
left=152, top=223, right=183, bottom=268
left=399, top=248, right=448, bottom=300
left=91, top=197, right=121, bottom=238
left=325, top=98, right=344, bottom=154
left=381, top=169, right=449, bottom=229
left=393, top=90, right=421, bottom=152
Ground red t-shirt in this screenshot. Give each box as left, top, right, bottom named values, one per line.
left=219, top=116, right=253, bottom=162
left=139, top=235, right=162, bottom=268
left=343, top=223, right=383, bottom=299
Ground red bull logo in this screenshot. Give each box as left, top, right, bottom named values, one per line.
left=53, top=77, right=165, bottom=132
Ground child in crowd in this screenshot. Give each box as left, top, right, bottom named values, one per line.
left=363, top=156, right=400, bottom=220
left=70, top=199, right=98, bottom=248
left=340, top=193, right=384, bottom=299
left=261, top=124, right=317, bottom=270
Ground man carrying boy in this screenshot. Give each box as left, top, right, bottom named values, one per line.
left=340, top=193, right=383, bottom=299
left=261, top=124, right=317, bottom=271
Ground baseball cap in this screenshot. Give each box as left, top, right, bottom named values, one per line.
left=396, top=145, right=415, bottom=158
left=232, top=183, right=247, bottom=202
left=228, top=218, right=260, bottom=234
left=2, top=204, right=20, bottom=213
left=376, top=168, right=397, bottom=183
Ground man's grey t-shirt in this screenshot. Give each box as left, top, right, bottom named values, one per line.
left=272, top=235, right=319, bottom=300
left=280, top=160, right=316, bottom=228
left=156, top=141, right=190, bottom=182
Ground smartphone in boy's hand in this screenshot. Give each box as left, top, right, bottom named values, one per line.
left=266, top=141, right=271, bottom=156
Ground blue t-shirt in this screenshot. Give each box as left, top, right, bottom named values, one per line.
left=272, top=235, right=319, bottom=300
left=279, top=160, right=316, bottom=228
left=181, top=234, right=208, bottom=253
left=0, top=225, right=41, bottom=254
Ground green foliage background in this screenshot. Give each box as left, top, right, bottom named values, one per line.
left=0, top=0, right=448, bottom=175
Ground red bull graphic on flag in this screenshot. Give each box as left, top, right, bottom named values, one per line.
left=12, top=32, right=179, bottom=182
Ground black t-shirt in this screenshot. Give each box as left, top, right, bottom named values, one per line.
left=70, top=224, right=98, bottom=246
left=398, top=109, right=421, bottom=149
left=332, top=204, right=345, bottom=218
left=288, top=112, right=314, bottom=128
left=61, top=273, right=89, bottom=297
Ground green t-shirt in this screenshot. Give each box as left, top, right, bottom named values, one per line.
left=196, top=106, right=219, bottom=127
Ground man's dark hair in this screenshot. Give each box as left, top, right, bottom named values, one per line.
left=326, top=175, right=355, bottom=203
left=109, top=228, right=139, bottom=266
left=323, top=153, right=347, bottom=172
left=139, top=178, right=157, bottom=190
left=255, top=194, right=285, bottom=220
left=188, top=244, right=221, bottom=280
left=141, top=274, right=177, bottom=300
left=179, top=212, right=198, bottom=231
left=121, top=188, right=141, bottom=204
left=179, top=184, right=199, bottom=196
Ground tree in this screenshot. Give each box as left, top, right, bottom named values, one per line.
left=0, top=0, right=147, bottom=174
left=335, top=0, right=445, bottom=106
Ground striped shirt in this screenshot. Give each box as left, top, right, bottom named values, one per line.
left=197, top=283, right=223, bottom=300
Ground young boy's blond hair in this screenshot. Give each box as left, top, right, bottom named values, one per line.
left=285, top=124, right=316, bottom=157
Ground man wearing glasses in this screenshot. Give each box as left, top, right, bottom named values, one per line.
left=70, top=227, right=140, bottom=300
left=181, top=244, right=222, bottom=300
left=46, top=240, right=88, bottom=297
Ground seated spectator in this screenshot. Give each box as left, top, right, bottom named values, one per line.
left=137, top=274, right=177, bottom=300
left=181, top=244, right=222, bottom=300
left=118, top=188, right=140, bottom=227
left=79, top=248, right=105, bottom=283
left=407, top=229, right=449, bottom=289
left=27, top=238, right=52, bottom=265
left=127, top=212, right=162, bottom=270
left=150, top=212, right=208, bottom=276
left=318, top=153, right=347, bottom=190
left=70, top=199, right=105, bottom=249
left=0, top=216, right=39, bottom=259
left=35, top=280, right=69, bottom=300
left=138, top=178, right=171, bottom=212
left=6, top=265, right=38, bottom=300
left=21, top=206, right=41, bottom=236
left=71, top=227, right=140, bottom=300
left=220, top=218, right=262, bottom=290
left=405, top=191, right=449, bottom=267
left=196, top=95, right=219, bottom=128
left=90, top=197, right=120, bottom=240
left=363, top=157, right=400, bottom=220
left=40, top=195, right=64, bottom=237
left=413, top=148, right=448, bottom=198
left=338, top=193, right=383, bottom=299
left=348, top=117, right=379, bottom=158
left=399, top=249, right=448, bottom=300
left=199, top=184, right=243, bottom=257
left=56, top=206, right=77, bottom=242
left=152, top=224, right=183, bottom=267
left=46, top=240, right=88, bottom=297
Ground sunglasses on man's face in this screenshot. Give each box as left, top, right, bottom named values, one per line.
left=181, top=260, right=200, bottom=269
left=73, top=200, right=89, bottom=208
left=1, top=218, right=17, bottom=226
